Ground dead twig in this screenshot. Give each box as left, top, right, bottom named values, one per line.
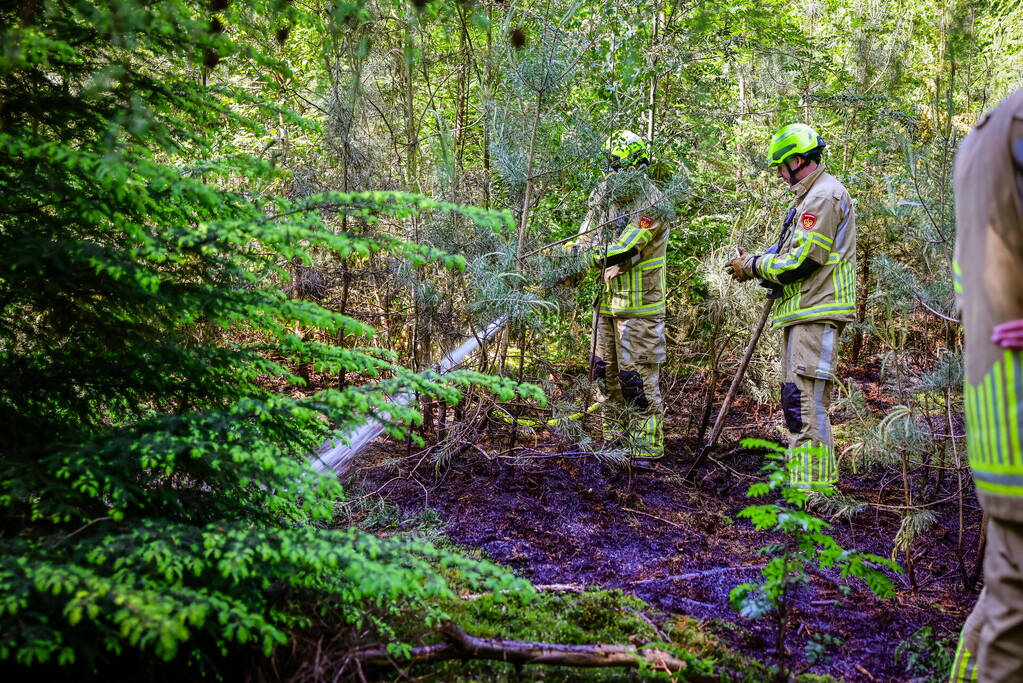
left=629, top=564, right=766, bottom=586
left=622, top=506, right=685, bottom=528
left=855, top=663, right=877, bottom=681
left=624, top=607, right=668, bottom=642
left=52, top=516, right=113, bottom=547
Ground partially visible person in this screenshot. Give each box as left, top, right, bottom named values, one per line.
left=949, top=88, right=1023, bottom=683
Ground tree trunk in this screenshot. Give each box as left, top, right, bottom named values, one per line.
left=516, top=89, right=545, bottom=266
left=850, top=242, right=870, bottom=364
left=336, top=265, right=351, bottom=390
left=970, top=513, right=989, bottom=590
left=645, top=2, right=661, bottom=149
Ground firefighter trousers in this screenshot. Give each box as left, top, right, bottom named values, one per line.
left=592, top=314, right=665, bottom=458
left=780, top=321, right=843, bottom=487
left=951, top=516, right=1023, bottom=682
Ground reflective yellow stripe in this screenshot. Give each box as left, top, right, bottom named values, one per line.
left=969, top=350, right=1023, bottom=498
left=632, top=267, right=642, bottom=309
left=630, top=413, right=664, bottom=457
left=607, top=300, right=666, bottom=315
left=771, top=303, right=856, bottom=327
left=808, top=232, right=833, bottom=251
left=762, top=239, right=813, bottom=280
left=953, top=259, right=963, bottom=294
left=984, top=371, right=996, bottom=466
left=831, top=259, right=855, bottom=304
left=811, top=231, right=834, bottom=248
left=950, top=633, right=978, bottom=682
left=603, top=257, right=665, bottom=316
left=787, top=442, right=838, bottom=487
left=590, top=227, right=653, bottom=266
left=609, top=227, right=651, bottom=255
left=1009, top=351, right=1021, bottom=468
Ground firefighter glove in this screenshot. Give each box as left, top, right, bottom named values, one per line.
left=725, top=248, right=756, bottom=282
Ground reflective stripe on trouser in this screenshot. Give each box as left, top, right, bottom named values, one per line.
left=950, top=517, right=1023, bottom=682
left=592, top=314, right=665, bottom=458
left=781, top=322, right=842, bottom=487
left=952, top=587, right=983, bottom=682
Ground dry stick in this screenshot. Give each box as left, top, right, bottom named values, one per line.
left=854, top=664, right=878, bottom=682
left=695, top=308, right=725, bottom=444
left=622, top=506, right=684, bottom=528
left=354, top=622, right=714, bottom=679
left=506, top=325, right=530, bottom=454
left=970, top=511, right=989, bottom=589
left=461, top=584, right=585, bottom=600
left=899, top=436, right=918, bottom=593
left=583, top=220, right=611, bottom=438
left=584, top=289, right=603, bottom=437
left=519, top=201, right=663, bottom=261
left=505, top=84, right=546, bottom=454
left=946, top=377, right=971, bottom=589
left=685, top=298, right=774, bottom=480
left=628, top=564, right=767, bottom=586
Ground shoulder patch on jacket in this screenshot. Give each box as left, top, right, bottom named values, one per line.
left=801, top=213, right=817, bottom=229
left=638, top=216, right=653, bottom=229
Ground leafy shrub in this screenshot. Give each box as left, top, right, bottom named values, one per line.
left=729, top=439, right=901, bottom=672
left=894, top=626, right=955, bottom=682
left=0, top=0, right=540, bottom=673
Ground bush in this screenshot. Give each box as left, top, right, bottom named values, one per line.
left=0, top=0, right=539, bottom=673
left=729, top=439, right=901, bottom=675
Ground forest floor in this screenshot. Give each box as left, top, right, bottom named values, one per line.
left=344, top=361, right=980, bottom=682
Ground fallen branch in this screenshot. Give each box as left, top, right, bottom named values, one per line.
left=629, top=564, right=766, bottom=586
left=533, top=583, right=585, bottom=593
left=354, top=621, right=714, bottom=680
left=461, top=583, right=585, bottom=600
left=623, top=506, right=685, bottom=528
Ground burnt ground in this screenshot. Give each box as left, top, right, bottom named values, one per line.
left=346, top=364, right=981, bottom=682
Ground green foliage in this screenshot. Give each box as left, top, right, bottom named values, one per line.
left=894, top=626, right=956, bottom=682
left=804, top=631, right=844, bottom=666
left=2, top=523, right=524, bottom=666
left=730, top=439, right=901, bottom=664
left=0, top=0, right=541, bottom=672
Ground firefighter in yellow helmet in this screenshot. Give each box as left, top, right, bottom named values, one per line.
left=949, top=89, right=1023, bottom=682
left=725, top=123, right=857, bottom=488
left=570, top=131, right=669, bottom=464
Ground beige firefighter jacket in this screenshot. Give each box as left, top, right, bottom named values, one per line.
left=577, top=175, right=668, bottom=319
left=750, top=164, right=857, bottom=329
left=953, top=88, right=1023, bottom=522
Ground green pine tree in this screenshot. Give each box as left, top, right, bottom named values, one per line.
left=0, top=0, right=539, bottom=674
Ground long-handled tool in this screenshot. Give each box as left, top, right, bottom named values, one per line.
left=684, top=298, right=773, bottom=480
